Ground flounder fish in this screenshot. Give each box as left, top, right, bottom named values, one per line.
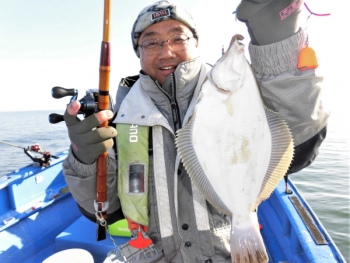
left=176, top=38, right=294, bottom=263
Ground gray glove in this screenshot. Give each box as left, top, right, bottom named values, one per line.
left=236, top=0, right=303, bottom=45
left=64, top=110, right=117, bottom=164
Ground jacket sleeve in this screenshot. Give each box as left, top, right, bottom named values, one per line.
left=249, top=28, right=330, bottom=174
left=62, top=146, right=124, bottom=224
left=62, top=76, right=139, bottom=224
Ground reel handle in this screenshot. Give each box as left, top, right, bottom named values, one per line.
left=52, top=86, right=77, bottom=99
left=49, top=86, right=78, bottom=124
left=48, top=113, right=64, bottom=124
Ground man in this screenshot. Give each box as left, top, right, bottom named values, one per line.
left=63, top=0, right=329, bottom=262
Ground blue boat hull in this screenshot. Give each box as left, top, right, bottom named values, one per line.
left=0, top=151, right=346, bottom=263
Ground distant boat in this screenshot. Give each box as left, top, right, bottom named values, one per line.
left=0, top=151, right=346, bottom=263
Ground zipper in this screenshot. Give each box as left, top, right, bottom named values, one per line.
left=155, top=75, right=182, bottom=131
left=171, top=74, right=182, bottom=130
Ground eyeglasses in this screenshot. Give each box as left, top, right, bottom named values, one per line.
left=138, top=34, right=193, bottom=55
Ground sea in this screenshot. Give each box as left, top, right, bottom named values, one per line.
left=0, top=110, right=349, bottom=261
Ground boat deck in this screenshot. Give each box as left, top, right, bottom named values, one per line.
left=0, top=151, right=346, bottom=263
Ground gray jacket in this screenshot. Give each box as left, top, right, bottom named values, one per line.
left=63, top=29, right=329, bottom=263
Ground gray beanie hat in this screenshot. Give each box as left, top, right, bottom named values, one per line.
left=131, top=0, right=198, bottom=57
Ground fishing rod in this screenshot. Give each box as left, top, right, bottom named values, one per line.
left=47, top=0, right=112, bottom=241
left=0, top=141, right=59, bottom=167
left=95, top=0, right=111, bottom=241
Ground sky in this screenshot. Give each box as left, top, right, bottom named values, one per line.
left=0, top=0, right=347, bottom=117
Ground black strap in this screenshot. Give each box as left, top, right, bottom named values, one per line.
left=121, top=75, right=140, bottom=87
left=287, top=125, right=327, bottom=175
left=77, top=203, right=125, bottom=224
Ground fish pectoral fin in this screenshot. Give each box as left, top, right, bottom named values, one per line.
left=255, top=109, right=294, bottom=207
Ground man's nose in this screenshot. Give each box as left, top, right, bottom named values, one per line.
left=158, top=41, right=175, bottom=57
left=160, top=39, right=172, bottom=49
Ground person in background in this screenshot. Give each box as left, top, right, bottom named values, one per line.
left=62, top=0, right=329, bottom=262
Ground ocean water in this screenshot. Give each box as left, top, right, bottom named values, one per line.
left=0, top=110, right=70, bottom=174
left=0, top=110, right=349, bottom=261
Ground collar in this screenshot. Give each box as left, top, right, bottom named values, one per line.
left=114, top=58, right=208, bottom=133
left=139, top=57, right=202, bottom=100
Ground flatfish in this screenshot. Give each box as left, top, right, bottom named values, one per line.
left=176, top=38, right=294, bottom=263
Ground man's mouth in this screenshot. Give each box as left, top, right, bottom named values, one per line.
left=160, top=66, right=176, bottom=70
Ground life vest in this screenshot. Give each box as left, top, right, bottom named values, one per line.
left=113, top=65, right=215, bottom=260
left=117, top=123, right=150, bottom=227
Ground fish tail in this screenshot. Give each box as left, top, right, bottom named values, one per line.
left=230, top=213, right=268, bottom=263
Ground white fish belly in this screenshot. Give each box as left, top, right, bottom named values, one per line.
left=191, top=66, right=271, bottom=216
left=176, top=40, right=293, bottom=263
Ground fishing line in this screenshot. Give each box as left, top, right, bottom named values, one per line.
left=297, top=2, right=331, bottom=70
left=231, top=2, right=331, bottom=16
left=304, top=2, right=331, bottom=17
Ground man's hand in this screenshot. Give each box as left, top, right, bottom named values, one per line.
left=236, top=0, right=304, bottom=45
left=64, top=100, right=117, bottom=164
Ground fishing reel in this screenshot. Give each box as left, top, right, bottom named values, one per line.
left=0, top=141, right=59, bottom=168
left=49, top=86, right=112, bottom=124
left=24, top=144, right=59, bottom=167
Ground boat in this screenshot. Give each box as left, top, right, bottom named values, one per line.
left=0, top=150, right=346, bottom=263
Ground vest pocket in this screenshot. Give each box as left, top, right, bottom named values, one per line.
left=128, top=163, right=145, bottom=193
left=206, top=203, right=231, bottom=259
left=198, top=230, right=215, bottom=257
left=211, top=224, right=231, bottom=259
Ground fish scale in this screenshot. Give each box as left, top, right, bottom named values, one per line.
left=176, top=39, right=294, bottom=263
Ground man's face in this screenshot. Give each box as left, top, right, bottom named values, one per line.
left=138, top=19, right=199, bottom=85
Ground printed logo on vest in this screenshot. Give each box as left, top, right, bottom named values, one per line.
left=129, top=124, right=138, bottom=142
left=151, top=9, right=170, bottom=21
left=280, top=0, right=302, bottom=20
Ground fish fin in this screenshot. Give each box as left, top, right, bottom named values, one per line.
left=231, top=212, right=268, bottom=263
left=175, top=109, right=231, bottom=215
left=255, top=109, right=294, bottom=208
